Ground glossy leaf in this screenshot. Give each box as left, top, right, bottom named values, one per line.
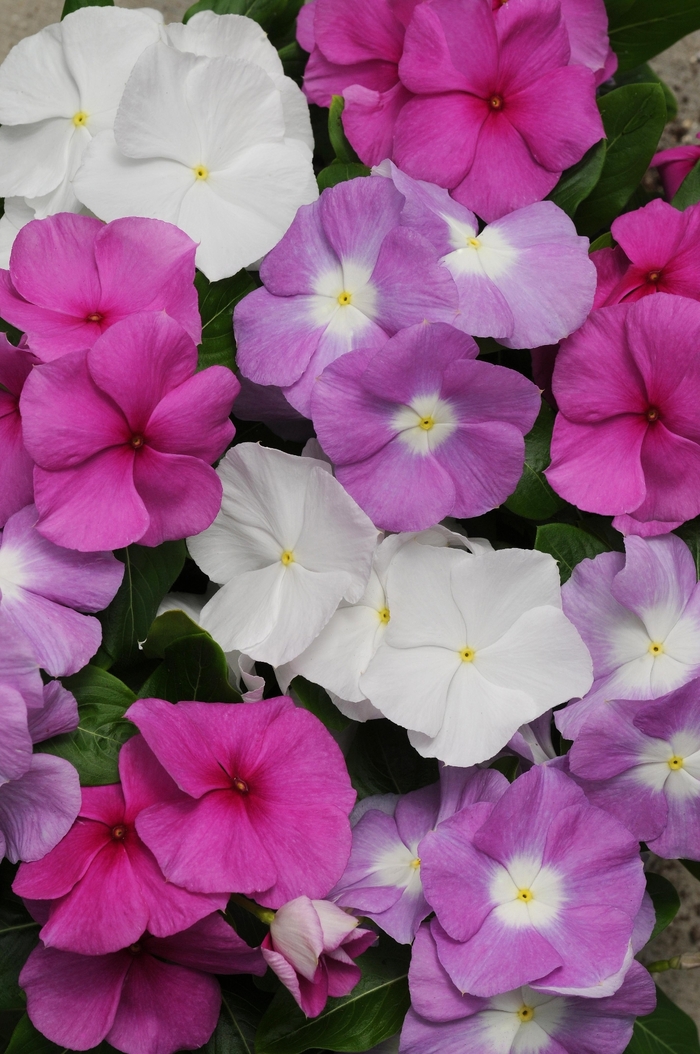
left=576, top=83, right=667, bottom=236
left=607, top=0, right=700, bottom=74
left=589, top=231, right=615, bottom=251
left=62, top=0, right=113, bottom=16
left=141, top=610, right=206, bottom=659
left=505, top=402, right=566, bottom=521
left=317, top=162, right=371, bottom=191
left=534, top=523, right=609, bottom=583
left=37, top=666, right=137, bottom=785
left=345, top=719, right=438, bottom=799
left=196, top=269, right=258, bottom=372
left=672, top=159, right=700, bottom=211
left=609, top=63, right=678, bottom=121
left=625, top=987, right=700, bottom=1053
left=255, top=942, right=410, bottom=1054
left=138, top=633, right=242, bottom=703
left=289, top=677, right=351, bottom=732
left=0, top=862, right=39, bottom=1014
left=329, top=96, right=360, bottom=164
left=195, top=978, right=270, bottom=1054
left=548, top=139, right=606, bottom=217
left=646, top=872, right=681, bottom=943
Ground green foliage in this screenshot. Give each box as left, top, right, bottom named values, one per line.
left=345, top=719, right=438, bottom=798
left=196, top=269, right=258, bottom=372
left=589, top=231, right=615, bottom=251
left=138, top=626, right=242, bottom=703
left=609, top=63, right=678, bottom=121
left=328, top=97, right=359, bottom=165
left=61, top=0, right=113, bottom=17
left=548, top=140, right=606, bottom=218
left=681, top=858, right=700, bottom=882
left=255, top=941, right=410, bottom=1053
left=183, top=0, right=304, bottom=47
left=94, top=542, right=187, bottom=669
left=196, top=978, right=271, bottom=1054
left=0, top=862, right=39, bottom=1016
left=505, top=402, right=567, bottom=521
left=607, top=0, right=700, bottom=74
left=576, top=83, right=667, bottom=237
left=645, top=872, right=681, bottom=942
left=624, top=987, right=700, bottom=1053
left=674, top=518, right=700, bottom=578
left=672, top=160, right=700, bottom=211
left=317, top=162, right=371, bottom=191
left=6, top=1015, right=115, bottom=1054
left=37, top=667, right=137, bottom=785
left=289, top=677, right=351, bottom=732
left=534, top=523, right=609, bottom=583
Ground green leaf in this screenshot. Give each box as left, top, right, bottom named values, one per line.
left=289, top=676, right=351, bottom=732
left=672, top=159, right=700, bottom=211
left=95, top=542, right=187, bottom=669
left=183, top=0, right=303, bottom=46
left=195, top=978, right=269, bottom=1054
left=646, top=872, right=681, bottom=942
left=345, top=719, right=438, bottom=798
left=0, top=863, right=39, bottom=1014
left=504, top=402, right=566, bottom=521
left=609, top=63, right=678, bottom=121
left=6, top=1015, right=116, bottom=1054
left=140, top=610, right=206, bottom=658
left=589, top=231, right=615, bottom=251
left=534, top=523, right=609, bottom=583
left=255, top=942, right=410, bottom=1054
left=61, top=0, right=113, bottom=17
left=607, top=0, right=700, bottom=74
left=625, top=987, right=700, bottom=1053
left=674, top=518, right=700, bottom=579
left=547, top=140, right=606, bottom=217
left=576, top=83, right=667, bottom=237
left=37, top=666, right=137, bottom=785
left=681, top=859, right=700, bottom=882
left=317, top=161, right=371, bottom=191
left=139, top=633, right=242, bottom=703
left=196, top=269, right=258, bottom=372
left=328, top=96, right=359, bottom=164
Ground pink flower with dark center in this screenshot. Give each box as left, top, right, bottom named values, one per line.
left=128, top=696, right=356, bottom=906
left=13, top=735, right=228, bottom=955
left=20, top=312, right=238, bottom=552
left=0, top=214, right=201, bottom=360
left=0, top=336, right=35, bottom=527
left=20, top=913, right=265, bottom=1054
left=652, top=135, right=700, bottom=201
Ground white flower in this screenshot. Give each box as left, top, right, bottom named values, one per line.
left=360, top=546, right=593, bottom=767
left=73, top=41, right=318, bottom=281
left=187, top=444, right=378, bottom=666
left=277, top=527, right=491, bottom=721
left=0, top=7, right=162, bottom=217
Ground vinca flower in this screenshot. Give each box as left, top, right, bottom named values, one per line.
left=0, top=337, right=36, bottom=527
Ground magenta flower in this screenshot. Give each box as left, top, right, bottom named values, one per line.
left=311, top=322, right=540, bottom=531
left=568, top=684, right=700, bottom=860
left=0, top=504, right=124, bottom=675
left=652, top=135, right=700, bottom=201
left=262, top=897, right=376, bottom=1017
left=20, top=913, right=265, bottom=1054
left=0, top=336, right=35, bottom=527
left=547, top=294, right=700, bottom=536
left=401, top=921, right=655, bottom=1054
left=0, top=214, right=201, bottom=360
left=14, top=735, right=228, bottom=955
left=127, top=696, right=356, bottom=906
left=20, top=312, right=238, bottom=552
left=592, top=200, right=700, bottom=307
left=234, top=176, right=458, bottom=415
left=420, top=765, right=645, bottom=998
left=392, top=0, right=603, bottom=221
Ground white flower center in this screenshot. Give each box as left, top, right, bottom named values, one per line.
left=491, top=856, right=564, bottom=930
left=393, top=394, right=457, bottom=454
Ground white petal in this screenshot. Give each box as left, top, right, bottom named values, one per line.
left=0, top=22, right=77, bottom=124
left=0, top=120, right=75, bottom=198
left=199, top=565, right=286, bottom=656
left=382, top=544, right=467, bottom=651
left=284, top=603, right=385, bottom=702
left=361, top=644, right=458, bottom=737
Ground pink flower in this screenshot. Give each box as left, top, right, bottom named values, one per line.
left=13, top=736, right=228, bottom=955
left=0, top=336, right=35, bottom=527
left=127, top=696, right=356, bottom=906
left=310, top=322, right=540, bottom=530
left=20, top=312, right=238, bottom=552
left=652, top=135, right=700, bottom=201
left=547, top=294, right=700, bottom=536
left=20, top=913, right=265, bottom=1054
left=393, top=0, right=603, bottom=221
left=592, top=199, right=700, bottom=307
left=0, top=214, right=201, bottom=361
left=262, top=897, right=376, bottom=1017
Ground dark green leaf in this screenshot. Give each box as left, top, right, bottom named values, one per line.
left=255, top=942, right=410, bottom=1054
left=345, top=719, right=438, bottom=798
left=607, top=0, right=700, bottom=74
left=608, top=63, right=678, bottom=121
left=278, top=41, right=307, bottom=81
left=139, top=633, right=241, bottom=703
left=681, top=859, right=700, bottom=882
left=183, top=0, right=304, bottom=46
left=534, top=523, right=609, bottom=583
left=37, top=667, right=136, bottom=785
left=317, top=162, right=371, bottom=191
left=140, top=610, right=206, bottom=659
left=195, top=977, right=270, bottom=1054
left=625, top=987, right=700, bottom=1053
left=196, top=269, right=258, bottom=372
left=95, top=542, right=187, bottom=669
left=62, top=0, right=113, bottom=17
left=589, top=231, right=615, bottom=251
left=576, top=84, right=667, bottom=237
left=505, top=402, right=566, bottom=520
left=646, top=872, right=681, bottom=942
left=328, top=96, right=359, bottom=164
left=289, top=676, right=351, bottom=732
left=672, top=159, right=700, bottom=211
left=6, top=1014, right=116, bottom=1054
left=0, top=863, right=39, bottom=1014
left=674, top=518, right=700, bottom=579
left=547, top=140, right=606, bottom=217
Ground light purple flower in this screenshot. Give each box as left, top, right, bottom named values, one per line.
left=234, top=176, right=458, bottom=415
left=420, top=765, right=645, bottom=998
left=568, top=683, right=700, bottom=860
left=311, top=322, right=540, bottom=531
left=377, top=163, right=596, bottom=349
left=331, top=767, right=508, bottom=943
left=400, top=921, right=656, bottom=1054
left=0, top=504, right=124, bottom=676
left=558, top=533, right=700, bottom=739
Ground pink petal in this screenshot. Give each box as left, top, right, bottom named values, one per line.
left=314, top=0, right=404, bottom=65
left=28, top=680, right=79, bottom=745
left=369, top=228, right=460, bottom=331
left=394, top=93, right=487, bottom=189
left=145, top=366, right=237, bottom=461
left=0, top=405, right=34, bottom=528
left=342, top=83, right=413, bottom=166
left=0, top=336, right=35, bottom=395
left=547, top=416, right=647, bottom=514
left=496, top=0, right=570, bottom=93
left=132, top=447, right=223, bottom=548
left=305, top=50, right=398, bottom=109
left=319, top=177, right=404, bottom=274
left=611, top=199, right=687, bottom=269
left=259, top=201, right=339, bottom=298
left=130, top=840, right=229, bottom=942
left=1, top=589, right=103, bottom=678
left=399, top=0, right=498, bottom=97
left=235, top=288, right=325, bottom=388
left=9, top=215, right=103, bottom=318
left=147, top=913, right=265, bottom=976
left=119, top=734, right=187, bottom=822
left=13, top=817, right=111, bottom=900
left=0, top=754, right=81, bottom=863
left=80, top=783, right=128, bottom=825
left=0, top=684, right=32, bottom=782
left=635, top=424, right=700, bottom=524
left=592, top=246, right=632, bottom=308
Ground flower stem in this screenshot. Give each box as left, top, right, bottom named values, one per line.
left=229, top=893, right=276, bottom=926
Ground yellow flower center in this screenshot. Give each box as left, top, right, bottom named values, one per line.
left=467, top=236, right=480, bottom=247
left=338, top=291, right=352, bottom=306
left=280, top=550, right=295, bottom=566
left=193, top=164, right=209, bottom=180
left=459, top=646, right=475, bottom=663
left=410, top=857, right=421, bottom=870
left=518, top=1005, right=535, bottom=1023
left=73, top=111, right=88, bottom=126
left=516, top=888, right=533, bottom=903
left=378, top=607, right=391, bottom=624
left=648, top=641, right=664, bottom=656
left=418, top=416, right=435, bottom=430
left=668, top=756, right=684, bottom=771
